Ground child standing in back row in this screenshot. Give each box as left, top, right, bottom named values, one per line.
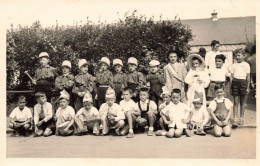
left=113, top=59, right=127, bottom=103
left=163, top=50, right=187, bottom=102
left=230, top=48, right=250, bottom=127
left=185, top=54, right=210, bottom=110
left=146, top=60, right=164, bottom=106
left=126, top=57, right=146, bottom=102
left=96, top=57, right=114, bottom=109
left=72, top=59, right=94, bottom=112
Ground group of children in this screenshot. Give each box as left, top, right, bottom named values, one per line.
left=9, top=46, right=251, bottom=138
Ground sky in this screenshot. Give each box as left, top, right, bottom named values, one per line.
left=0, top=0, right=257, bottom=28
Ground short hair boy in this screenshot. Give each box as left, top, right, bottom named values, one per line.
left=9, top=95, right=32, bottom=136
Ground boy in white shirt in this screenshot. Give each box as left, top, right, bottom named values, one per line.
left=34, top=92, right=55, bottom=137
left=135, top=87, right=158, bottom=136
left=119, top=88, right=140, bottom=138
left=165, top=89, right=192, bottom=138
left=230, top=48, right=250, bottom=127
left=54, top=90, right=75, bottom=136
left=99, top=88, right=125, bottom=136
left=9, top=95, right=32, bottom=136
left=75, top=92, right=101, bottom=136
left=207, top=54, right=230, bottom=100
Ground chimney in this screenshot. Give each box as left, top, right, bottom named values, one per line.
left=211, top=10, right=218, bottom=21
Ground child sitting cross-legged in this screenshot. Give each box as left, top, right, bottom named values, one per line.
left=74, top=91, right=101, bottom=136
left=99, top=87, right=125, bottom=136
left=54, top=90, right=75, bottom=136
left=186, top=95, right=209, bottom=136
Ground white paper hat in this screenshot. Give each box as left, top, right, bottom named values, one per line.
left=39, top=52, right=49, bottom=58
left=127, top=57, right=138, bottom=66
left=83, top=91, right=93, bottom=103
left=105, top=87, right=116, bottom=99
left=113, top=59, right=123, bottom=66
left=78, top=59, right=88, bottom=69
left=59, top=89, right=70, bottom=101
left=62, top=60, right=71, bottom=69
left=100, top=57, right=110, bottom=66
left=149, top=60, right=160, bottom=66
left=160, top=86, right=171, bottom=98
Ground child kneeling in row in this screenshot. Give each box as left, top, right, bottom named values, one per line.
left=99, top=88, right=125, bottom=136
left=209, top=84, right=233, bottom=137
left=9, top=95, right=32, bottom=137
left=54, top=90, right=75, bottom=136
left=74, top=92, right=100, bottom=136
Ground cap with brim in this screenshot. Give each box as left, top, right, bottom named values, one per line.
left=39, top=52, right=49, bottom=58
left=127, top=57, right=138, bottom=66
left=113, top=59, right=123, bottom=66
left=78, top=59, right=88, bottom=69
left=62, top=60, right=71, bottom=69
left=149, top=60, right=160, bottom=66
left=186, top=54, right=206, bottom=68
left=100, top=57, right=110, bottom=66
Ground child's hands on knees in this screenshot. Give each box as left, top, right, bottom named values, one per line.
left=216, top=120, right=223, bottom=127
left=36, top=120, right=44, bottom=127
left=222, top=120, right=228, bottom=126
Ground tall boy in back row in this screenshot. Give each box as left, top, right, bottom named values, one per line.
left=230, top=48, right=250, bottom=127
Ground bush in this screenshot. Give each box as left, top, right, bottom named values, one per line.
left=6, top=11, right=193, bottom=90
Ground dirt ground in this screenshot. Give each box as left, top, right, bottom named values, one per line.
left=6, top=127, right=255, bottom=158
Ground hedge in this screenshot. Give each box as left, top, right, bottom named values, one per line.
left=6, top=11, right=193, bottom=90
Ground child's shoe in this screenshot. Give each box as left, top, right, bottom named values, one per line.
left=155, top=130, right=167, bottom=136
left=144, top=126, right=149, bottom=134
left=232, top=119, right=238, bottom=128
left=186, top=129, right=194, bottom=137
left=127, top=132, right=135, bottom=138
left=93, top=132, right=99, bottom=136
left=238, top=118, right=244, bottom=125
left=120, top=125, right=129, bottom=136
left=196, top=130, right=206, bottom=136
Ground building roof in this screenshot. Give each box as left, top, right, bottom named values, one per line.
left=180, top=16, right=256, bottom=46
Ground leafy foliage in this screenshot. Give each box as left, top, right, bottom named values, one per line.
left=6, top=11, right=192, bottom=90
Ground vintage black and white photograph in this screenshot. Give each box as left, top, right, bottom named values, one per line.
left=2, top=0, right=257, bottom=162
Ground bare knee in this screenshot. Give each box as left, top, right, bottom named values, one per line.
left=117, top=120, right=125, bottom=127
left=23, top=124, right=30, bottom=130
left=214, top=127, right=222, bottom=137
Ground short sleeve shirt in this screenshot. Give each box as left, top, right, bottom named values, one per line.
left=9, top=106, right=32, bottom=121
left=76, top=107, right=99, bottom=121
left=168, top=102, right=191, bottom=128
left=55, top=106, right=75, bottom=121
left=119, top=99, right=136, bottom=113
left=208, top=97, right=233, bottom=112
left=209, top=67, right=228, bottom=82
left=134, top=100, right=157, bottom=113
left=231, top=62, right=250, bottom=79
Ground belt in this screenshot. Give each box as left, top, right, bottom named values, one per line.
left=211, top=81, right=224, bottom=84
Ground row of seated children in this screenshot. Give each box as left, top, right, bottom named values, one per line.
left=30, top=48, right=250, bottom=131
left=9, top=82, right=232, bottom=138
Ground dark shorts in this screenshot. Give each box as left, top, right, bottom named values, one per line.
left=208, top=81, right=225, bottom=98
left=38, top=118, right=55, bottom=131
left=231, top=78, right=247, bottom=96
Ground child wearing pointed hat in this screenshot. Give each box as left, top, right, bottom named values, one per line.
left=112, top=59, right=127, bottom=103
left=32, top=52, right=58, bottom=101
left=185, top=54, right=210, bottom=110
left=187, top=95, right=209, bottom=136
left=72, top=59, right=94, bottom=112
left=146, top=59, right=164, bottom=107
left=54, top=90, right=76, bottom=136
left=55, top=60, right=75, bottom=106
left=99, top=87, right=125, bottom=136
left=126, top=57, right=146, bottom=102
left=74, top=91, right=101, bottom=136
left=96, top=57, right=114, bottom=109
